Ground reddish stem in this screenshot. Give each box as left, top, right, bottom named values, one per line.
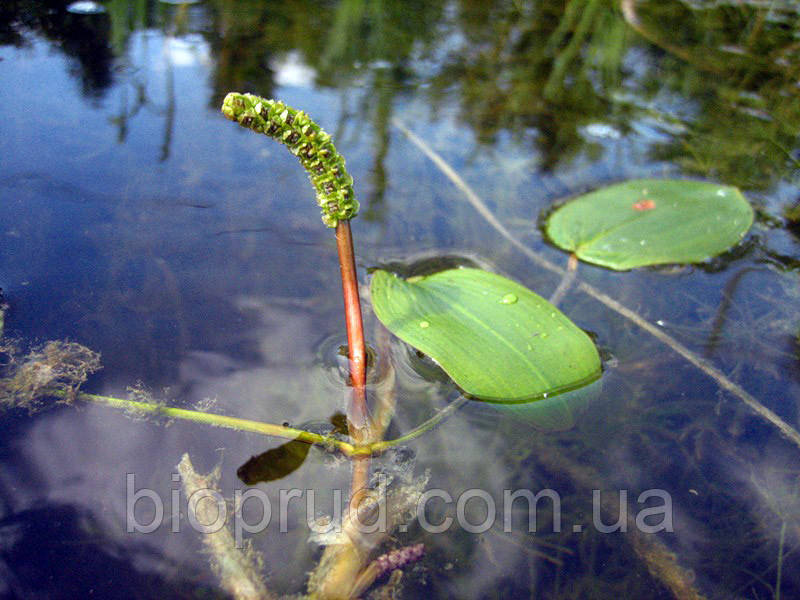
left=335, top=221, right=367, bottom=396
left=335, top=221, right=370, bottom=495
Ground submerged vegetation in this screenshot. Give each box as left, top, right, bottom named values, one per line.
left=0, top=340, right=100, bottom=411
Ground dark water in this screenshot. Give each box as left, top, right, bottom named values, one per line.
left=1, top=1, right=799, bottom=598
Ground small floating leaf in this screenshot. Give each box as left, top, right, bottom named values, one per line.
left=545, top=179, right=753, bottom=270
left=370, top=268, right=601, bottom=401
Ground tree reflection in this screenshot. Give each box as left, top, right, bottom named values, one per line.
left=628, top=0, right=800, bottom=189
left=0, top=0, right=114, bottom=98
left=312, top=0, right=444, bottom=220
left=3, top=0, right=798, bottom=192
left=425, top=0, right=633, bottom=171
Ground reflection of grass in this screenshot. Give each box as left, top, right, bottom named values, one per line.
left=626, top=1, right=800, bottom=189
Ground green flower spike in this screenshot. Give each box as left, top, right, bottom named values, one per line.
left=221, top=92, right=358, bottom=227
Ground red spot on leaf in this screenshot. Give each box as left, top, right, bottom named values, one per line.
left=632, top=199, right=656, bottom=211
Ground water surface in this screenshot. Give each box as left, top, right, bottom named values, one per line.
left=1, top=1, right=799, bottom=598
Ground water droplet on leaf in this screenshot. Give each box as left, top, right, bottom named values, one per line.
left=499, top=293, right=518, bottom=305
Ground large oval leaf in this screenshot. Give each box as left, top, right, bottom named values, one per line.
left=545, top=179, right=753, bottom=270
left=370, top=268, right=601, bottom=401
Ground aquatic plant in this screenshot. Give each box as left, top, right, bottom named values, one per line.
left=369, top=267, right=601, bottom=401
left=222, top=92, right=369, bottom=457
left=544, top=179, right=753, bottom=270
left=221, top=94, right=358, bottom=228
left=0, top=340, right=101, bottom=411
left=1, top=91, right=792, bottom=600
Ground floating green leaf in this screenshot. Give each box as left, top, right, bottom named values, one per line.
left=545, top=179, right=753, bottom=270
left=370, top=268, right=601, bottom=401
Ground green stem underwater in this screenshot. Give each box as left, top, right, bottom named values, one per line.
left=78, top=391, right=356, bottom=450
left=67, top=390, right=464, bottom=457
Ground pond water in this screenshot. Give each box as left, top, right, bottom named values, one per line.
left=1, top=1, right=799, bottom=598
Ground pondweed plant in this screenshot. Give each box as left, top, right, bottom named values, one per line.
left=221, top=93, right=372, bottom=509
left=2, top=93, right=798, bottom=600
left=214, top=92, right=599, bottom=598
left=0, top=95, right=468, bottom=600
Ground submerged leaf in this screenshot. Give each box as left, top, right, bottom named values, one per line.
left=237, top=439, right=312, bottom=484
left=545, top=179, right=753, bottom=270
left=370, top=268, right=601, bottom=401
left=475, top=377, right=602, bottom=432
left=237, top=412, right=348, bottom=484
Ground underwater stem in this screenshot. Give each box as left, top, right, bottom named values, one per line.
left=335, top=220, right=370, bottom=498
left=549, top=253, right=578, bottom=307
left=335, top=220, right=368, bottom=428
left=178, top=454, right=273, bottom=600
left=68, top=390, right=463, bottom=457
left=75, top=391, right=357, bottom=450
